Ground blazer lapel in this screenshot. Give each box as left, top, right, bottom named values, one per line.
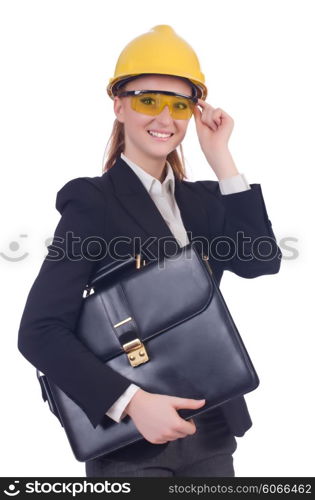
left=106, top=156, right=210, bottom=256
left=174, top=176, right=210, bottom=245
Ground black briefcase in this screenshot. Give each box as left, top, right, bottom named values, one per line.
left=37, top=242, right=259, bottom=462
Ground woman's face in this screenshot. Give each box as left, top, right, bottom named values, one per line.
left=113, top=75, right=193, bottom=163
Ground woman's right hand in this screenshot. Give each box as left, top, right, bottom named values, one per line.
left=124, top=389, right=206, bottom=444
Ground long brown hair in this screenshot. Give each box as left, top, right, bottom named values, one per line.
left=102, top=119, right=188, bottom=181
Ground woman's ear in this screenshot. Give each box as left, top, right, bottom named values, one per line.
left=113, top=96, right=125, bottom=123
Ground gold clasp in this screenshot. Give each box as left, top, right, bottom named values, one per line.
left=122, top=338, right=149, bottom=367
left=114, top=316, right=149, bottom=367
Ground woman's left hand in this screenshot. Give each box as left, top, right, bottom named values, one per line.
left=193, top=99, right=234, bottom=150
left=193, top=99, right=238, bottom=178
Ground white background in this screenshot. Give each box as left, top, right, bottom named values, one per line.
left=1, top=0, right=314, bottom=477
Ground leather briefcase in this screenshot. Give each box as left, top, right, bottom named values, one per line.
left=37, top=242, right=259, bottom=462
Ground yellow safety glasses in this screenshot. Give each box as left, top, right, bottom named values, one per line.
left=117, top=90, right=198, bottom=120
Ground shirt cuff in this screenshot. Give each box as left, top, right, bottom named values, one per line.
left=105, top=384, right=141, bottom=423
left=219, top=173, right=251, bottom=195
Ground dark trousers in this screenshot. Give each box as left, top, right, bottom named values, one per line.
left=85, top=408, right=238, bottom=477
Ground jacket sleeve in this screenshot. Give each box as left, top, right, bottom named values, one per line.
left=17, top=177, right=133, bottom=428
left=196, top=180, right=282, bottom=278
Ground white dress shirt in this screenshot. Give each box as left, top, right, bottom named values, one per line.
left=105, top=152, right=251, bottom=422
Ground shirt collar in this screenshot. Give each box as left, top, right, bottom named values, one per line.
left=120, top=152, right=175, bottom=197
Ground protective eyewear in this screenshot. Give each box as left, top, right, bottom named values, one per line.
left=116, top=90, right=198, bottom=120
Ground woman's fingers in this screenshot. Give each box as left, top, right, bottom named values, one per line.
left=213, top=113, right=222, bottom=127
left=195, top=99, right=224, bottom=131
left=194, top=106, right=216, bottom=131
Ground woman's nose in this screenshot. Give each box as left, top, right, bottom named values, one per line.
left=156, top=104, right=173, bottom=121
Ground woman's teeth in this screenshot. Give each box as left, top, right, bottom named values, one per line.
left=148, top=130, right=173, bottom=138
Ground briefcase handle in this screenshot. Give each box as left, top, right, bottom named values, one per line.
left=83, top=245, right=214, bottom=298
left=83, top=252, right=148, bottom=298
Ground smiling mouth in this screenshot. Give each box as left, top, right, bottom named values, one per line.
left=147, top=130, right=174, bottom=140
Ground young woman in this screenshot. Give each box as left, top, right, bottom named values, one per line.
left=18, top=25, right=282, bottom=477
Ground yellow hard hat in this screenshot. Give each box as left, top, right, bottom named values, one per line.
left=107, top=25, right=207, bottom=100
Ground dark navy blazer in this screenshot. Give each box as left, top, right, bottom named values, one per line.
left=18, top=155, right=282, bottom=457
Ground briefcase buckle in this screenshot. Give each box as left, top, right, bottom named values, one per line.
left=123, top=338, right=149, bottom=367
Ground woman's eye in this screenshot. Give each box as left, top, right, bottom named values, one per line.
left=174, top=101, right=188, bottom=110
left=140, top=97, right=155, bottom=105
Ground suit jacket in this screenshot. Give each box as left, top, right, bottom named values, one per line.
left=18, top=155, right=282, bottom=460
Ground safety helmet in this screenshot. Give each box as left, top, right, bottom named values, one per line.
left=107, top=25, right=207, bottom=100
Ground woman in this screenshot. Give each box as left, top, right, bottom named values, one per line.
left=18, top=25, right=282, bottom=477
